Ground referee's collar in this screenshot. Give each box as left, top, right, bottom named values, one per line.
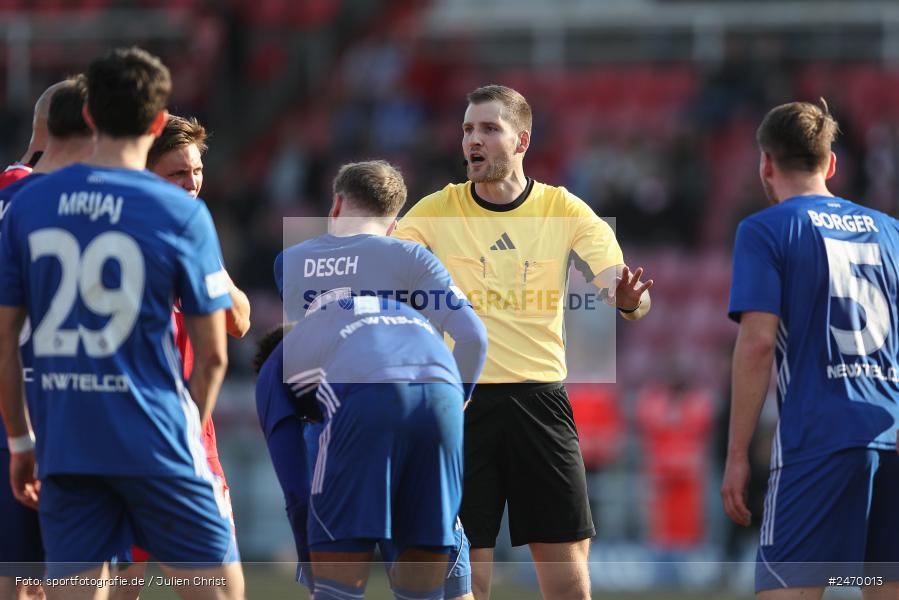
left=470, top=178, right=534, bottom=212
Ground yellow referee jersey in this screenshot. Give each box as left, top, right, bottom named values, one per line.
left=392, top=179, right=623, bottom=383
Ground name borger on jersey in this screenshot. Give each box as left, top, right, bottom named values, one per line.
left=729, top=195, right=899, bottom=465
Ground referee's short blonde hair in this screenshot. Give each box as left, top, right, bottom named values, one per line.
left=333, top=160, right=407, bottom=217
left=467, top=84, right=532, bottom=133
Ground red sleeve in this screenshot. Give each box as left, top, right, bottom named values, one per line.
left=172, top=310, right=194, bottom=380
left=0, top=166, right=31, bottom=189
left=172, top=309, right=226, bottom=479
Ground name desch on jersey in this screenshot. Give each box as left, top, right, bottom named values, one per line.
left=276, top=233, right=468, bottom=328
left=304, top=255, right=358, bottom=277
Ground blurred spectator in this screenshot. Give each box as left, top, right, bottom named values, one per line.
left=569, top=384, right=625, bottom=470
left=636, top=377, right=714, bottom=549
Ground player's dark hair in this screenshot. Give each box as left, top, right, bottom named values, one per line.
left=332, top=160, right=407, bottom=218
left=86, top=46, right=171, bottom=138
left=47, top=74, right=91, bottom=139
left=467, top=84, right=533, bottom=133
left=757, top=99, right=839, bottom=173
left=147, top=115, right=208, bottom=169
left=252, top=323, right=295, bottom=375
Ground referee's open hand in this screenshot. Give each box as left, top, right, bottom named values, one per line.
left=615, top=265, right=653, bottom=311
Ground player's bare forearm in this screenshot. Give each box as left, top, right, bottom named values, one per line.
left=722, top=312, right=777, bottom=526
left=226, top=281, right=251, bottom=338
left=728, top=312, right=779, bottom=457
left=184, top=310, right=228, bottom=425
left=0, top=306, right=28, bottom=438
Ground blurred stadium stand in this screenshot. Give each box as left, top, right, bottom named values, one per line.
left=1, top=1, right=897, bottom=588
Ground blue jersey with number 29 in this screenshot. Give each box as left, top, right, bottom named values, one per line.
left=0, top=164, right=232, bottom=478
left=729, top=195, right=899, bottom=466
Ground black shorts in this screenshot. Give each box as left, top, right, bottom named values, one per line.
left=460, top=383, right=595, bottom=548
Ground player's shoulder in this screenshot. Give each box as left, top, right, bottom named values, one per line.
left=7, top=166, right=64, bottom=195
left=0, top=164, right=31, bottom=187
left=281, top=235, right=323, bottom=256
left=846, top=200, right=899, bottom=235
left=371, top=234, right=430, bottom=255
left=742, top=195, right=866, bottom=228
left=1, top=172, right=46, bottom=202
left=739, top=197, right=804, bottom=229
left=2, top=168, right=70, bottom=220
left=281, top=233, right=429, bottom=265
left=836, top=196, right=898, bottom=224
left=406, top=181, right=469, bottom=216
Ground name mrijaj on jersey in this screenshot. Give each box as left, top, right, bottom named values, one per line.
left=41, top=372, right=130, bottom=392
left=58, top=192, right=123, bottom=224
left=827, top=362, right=899, bottom=383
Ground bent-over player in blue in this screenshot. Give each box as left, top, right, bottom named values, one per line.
left=0, top=48, right=244, bottom=599
left=253, top=323, right=314, bottom=588
left=722, top=100, right=899, bottom=599
left=273, top=160, right=485, bottom=600
left=264, top=296, right=475, bottom=600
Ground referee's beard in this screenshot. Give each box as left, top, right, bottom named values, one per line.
left=468, top=155, right=513, bottom=183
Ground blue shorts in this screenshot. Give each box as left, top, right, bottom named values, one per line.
left=445, top=520, right=473, bottom=599
left=0, top=449, right=44, bottom=578
left=756, top=448, right=899, bottom=592
left=40, top=473, right=238, bottom=578
left=380, top=517, right=472, bottom=599
left=301, top=420, right=471, bottom=598
left=307, top=382, right=464, bottom=551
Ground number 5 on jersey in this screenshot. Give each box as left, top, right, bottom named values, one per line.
left=29, top=228, right=144, bottom=357
left=824, top=237, right=889, bottom=356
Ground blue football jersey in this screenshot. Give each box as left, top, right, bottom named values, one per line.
left=282, top=297, right=463, bottom=412
left=275, top=234, right=469, bottom=325
left=0, top=173, right=44, bottom=451
left=729, top=195, right=899, bottom=465
left=0, top=164, right=232, bottom=477
left=255, top=337, right=309, bottom=438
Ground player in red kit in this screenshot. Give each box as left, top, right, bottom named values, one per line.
left=148, top=115, right=250, bottom=488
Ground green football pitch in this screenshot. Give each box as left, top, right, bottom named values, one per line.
left=134, top=563, right=756, bottom=599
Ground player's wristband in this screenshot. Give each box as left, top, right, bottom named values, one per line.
left=7, top=431, right=35, bottom=454
left=618, top=301, right=641, bottom=314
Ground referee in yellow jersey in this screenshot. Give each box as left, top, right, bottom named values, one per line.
left=392, top=85, right=652, bottom=600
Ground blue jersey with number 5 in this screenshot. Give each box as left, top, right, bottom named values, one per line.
left=729, top=195, right=899, bottom=466
left=0, top=164, right=232, bottom=478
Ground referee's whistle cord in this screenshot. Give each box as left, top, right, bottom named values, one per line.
left=480, top=255, right=487, bottom=278
left=523, top=260, right=529, bottom=284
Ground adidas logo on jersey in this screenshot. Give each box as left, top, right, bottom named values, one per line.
left=490, top=233, right=516, bottom=251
